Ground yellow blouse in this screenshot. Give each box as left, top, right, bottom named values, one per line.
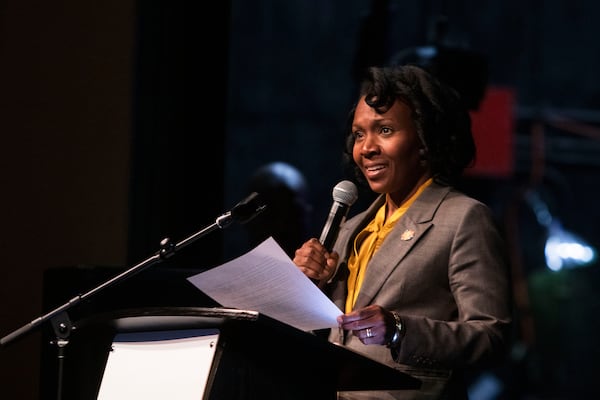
left=345, top=178, right=433, bottom=313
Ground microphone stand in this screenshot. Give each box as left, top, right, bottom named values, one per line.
left=0, top=192, right=265, bottom=400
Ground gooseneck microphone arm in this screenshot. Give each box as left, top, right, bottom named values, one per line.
left=0, top=192, right=266, bottom=349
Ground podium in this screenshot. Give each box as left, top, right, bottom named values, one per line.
left=57, top=306, right=420, bottom=399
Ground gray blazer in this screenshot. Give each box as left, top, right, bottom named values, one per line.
left=328, top=182, right=513, bottom=400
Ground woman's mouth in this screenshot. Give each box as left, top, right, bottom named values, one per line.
left=364, top=164, right=386, bottom=179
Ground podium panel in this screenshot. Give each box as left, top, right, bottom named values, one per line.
left=58, top=307, right=420, bottom=400
left=97, top=330, right=219, bottom=400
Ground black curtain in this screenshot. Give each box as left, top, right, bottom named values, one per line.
left=129, top=1, right=231, bottom=269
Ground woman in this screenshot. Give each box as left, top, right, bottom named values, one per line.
left=293, top=65, right=512, bottom=399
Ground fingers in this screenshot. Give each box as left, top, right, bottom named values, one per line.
left=338, top=305, right=389, bottom=345
left=293, top=239, right=324, bottom=279
left=293, top=238, right=337, bottom=281
left=339, top=304, right=381, bottom=325
left=354, top=325, right=383, bottom=344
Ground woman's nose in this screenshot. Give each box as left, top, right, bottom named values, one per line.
left=360, top=134, right=379, bottom=156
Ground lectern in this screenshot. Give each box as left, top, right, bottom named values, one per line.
left=57, top=306, right=420, bottom=400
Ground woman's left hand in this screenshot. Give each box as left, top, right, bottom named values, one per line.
left=337, top=304, right=397, bottom=345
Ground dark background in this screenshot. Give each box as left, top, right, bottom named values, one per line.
left=1, top=1, right=600, bottom=399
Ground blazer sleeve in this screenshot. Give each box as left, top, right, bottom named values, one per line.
left=393, top=199, right=513, bottom=369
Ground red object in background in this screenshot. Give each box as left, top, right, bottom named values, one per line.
left=467, top=86, right=516, bottom=178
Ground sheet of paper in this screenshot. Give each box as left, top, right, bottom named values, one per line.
left=187, top=237, right=343, bottom=332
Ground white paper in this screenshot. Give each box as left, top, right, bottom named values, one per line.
left=187, top=237, right=343, bottom=331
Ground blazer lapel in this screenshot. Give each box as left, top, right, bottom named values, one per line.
left=352, top=183, right=452, bottom=309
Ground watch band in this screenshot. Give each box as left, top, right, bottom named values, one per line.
left=386, top=311, right=403, bottom=348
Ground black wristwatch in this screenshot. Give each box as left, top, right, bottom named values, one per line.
left=386, top=311, right=403, bottom=348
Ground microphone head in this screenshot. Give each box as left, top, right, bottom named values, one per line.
left=231, top=192, right=267, bottom=224
left=332, top=180, right=358, bottom=206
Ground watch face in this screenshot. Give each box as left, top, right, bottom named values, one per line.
left=386, top=328, right=400, bottom=348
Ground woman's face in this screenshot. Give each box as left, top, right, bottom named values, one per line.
left=351, top=96, right=429, bottom=201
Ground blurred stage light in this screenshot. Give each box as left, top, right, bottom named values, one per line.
left=525, top=190, right=596, bottom=271
left=544, top=220, right=596, bottom=271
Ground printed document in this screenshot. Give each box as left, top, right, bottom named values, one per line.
left=187, top=237, right=343, bottom=332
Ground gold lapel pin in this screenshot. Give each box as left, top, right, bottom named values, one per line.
left=400, top=229, right=415, bottom=241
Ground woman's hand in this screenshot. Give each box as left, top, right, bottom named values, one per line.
left=293, top=238, right=339, bottom=282
left=338, top=304, right=397, bottom=346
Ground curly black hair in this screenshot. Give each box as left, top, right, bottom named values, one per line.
left=343, top=65, right=476, bottom=187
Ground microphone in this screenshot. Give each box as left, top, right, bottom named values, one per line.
left=319, top=180, right=358, bottom=251
left=231, top=192, right=267, bottom=224
left=216, top=192, right=267, bottom=228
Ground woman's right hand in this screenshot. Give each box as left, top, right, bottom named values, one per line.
left=292, top=238, right=339, bottom=282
